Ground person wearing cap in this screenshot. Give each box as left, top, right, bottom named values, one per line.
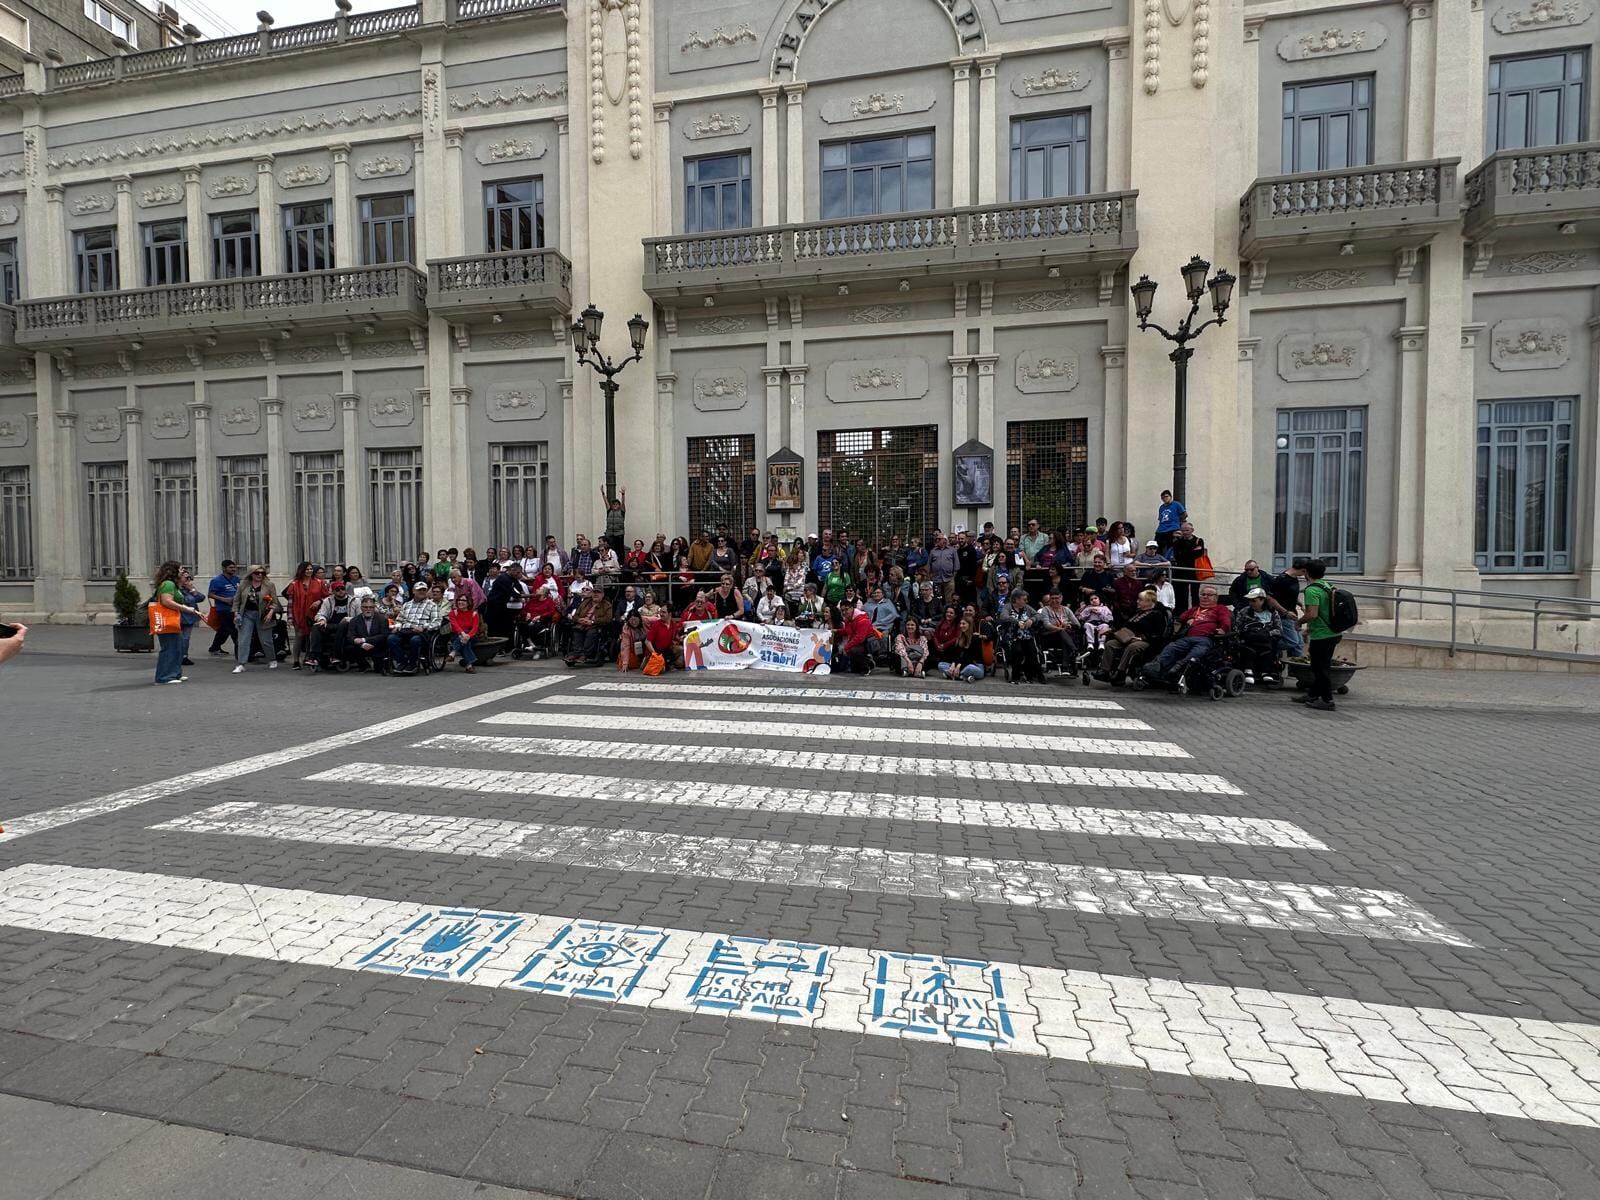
left=1235, top=587, right=1283, bottom=685
left=308, top=579, right=353, bottom=671
left=1134, top=539, right=1170, bottom=580
left=387, top=582, right=441, bottom=674
left=1228, top=559, right=1271, bottom=610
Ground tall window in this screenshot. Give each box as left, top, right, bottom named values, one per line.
left=73, top=227, right=118, bottom=294
left=685, top=152, right=753, bottom=233
left=1005, top=420, right=1089, bottom=534
left=142, top=219, right=188, bottom=287
left=1487, top=50, right=1588, bottom=152
left=821, top=133, right=933, bottom=219
left=220, top=455, right=268, bottom=568
left=1281, top=77, right=1373, bottom=173
left=85, top=462, right=128, bottom=581
left=283, top=202, right=333, bottom=273
left=361, top=193, right=414, bottom=265
left=369, top=448, right=422, bottom=573
left=1476, top=399, right=1574, bottom=573
left=84, top=0, right=133, bottom=43
left=686, top=436, right=756, bottom=537
left=1010, top=111, right=1091, bottom=201
left=0, top=239, right=16, bottom=304
left=490, top=443, right=550, bottom=549
left=150, top=459, right=197, bottom=566
left=0, top=465, right=31, bottom=580
left=293, top=451, right=343, bottom=566
left=484, top=179, right=544, bottom=252
left=212, top=212, right=259, bottom=279
left=1273, top=408, right=1365, bottom=573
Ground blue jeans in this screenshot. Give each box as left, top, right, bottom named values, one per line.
left=452, top=633, right=478, bottom=667
left=1278, top=621, right=1305, bottom=658
left=1149, top=635, right=1214, bottom=680
left=939, top=661, right=984, bottom=681
left=155, top=632, right=184, bottom=683
left=387, top=630, right=426, bottom=669
left=235, top=610, right=270, bottom=666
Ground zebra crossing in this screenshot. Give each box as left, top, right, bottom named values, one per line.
left=5, top=674, right=1600, bottom=1132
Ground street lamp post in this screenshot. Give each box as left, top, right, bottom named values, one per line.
left=570, top=303, right=649, bottom=503
left=1129, top=255, right=1236, bottom=504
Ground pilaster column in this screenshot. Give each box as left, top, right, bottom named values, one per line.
left=652, top=102, right=674, bottom=234
left=338, top=393, right=366, bottom=572
left=190, top=401, right=216, bottom=573
left=1582, top=319, right=1600, bottom=594
left=1103, top=38, right=1131, bottom=191
left=183, top=164, right=208, bottom=282
left=330, top=143, right=355, bottom=269
left=112, top=176, right=136, bottom=288
left=763, top=365, right=786, bottom=453
left=759, top=87, right=781, bottom=224
left=558, top=377, right=575, bottom=542
left=52, top=406, right=87, bottom=609
left=949, top=355, right=972, bottom=445
left=1402, top=0, right=1436, bottom=160
left=786, top=363, right=808, bottom=471
left=950, top=60, right=973, bottom=208
left=974, top=55, right=1000, bottom=205
left=972, top=353, right=998, bottom=527
left=1390, top=327, right=1427, bottom=582
left=1101, top=345, right=1127, bottom=522
left=120, top=404, right=150, bottom=574
left=43, top=185, right=65, bottom=294
left=1239, top=21, right=1263, bottom=185
left=263, top=398, right=290, bottom=573
left=254, top=155, right=280, bottom=276
left=450, top=385, right=471, bottom=538
left=409, top=135, right=428, bottom=257
left=553, top=117, right=570, bottom=252
left=443, top=127, right=465, bottom=255
left=783, top=84, right=806, bottom=223
left=655, top=373, right=678, bottom=533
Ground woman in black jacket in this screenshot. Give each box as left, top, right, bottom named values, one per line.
left=1098, top=590, right=1170, bottom=686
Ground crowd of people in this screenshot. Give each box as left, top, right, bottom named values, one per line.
left=141, top=488, right=1348, bottom=710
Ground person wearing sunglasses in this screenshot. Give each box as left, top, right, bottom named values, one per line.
left=231, top=565, right=279, bottom=675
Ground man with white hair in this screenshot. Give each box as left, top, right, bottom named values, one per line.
left=1143, top=584, right=1232, bottom=689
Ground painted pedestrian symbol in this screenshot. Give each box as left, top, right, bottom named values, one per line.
left=685, top=936, right=829, bottom=1020
left=356, top=908, right=523, bottom=980
left=511, top=920, right=670, bottom=1001
left=868, top=952, right=1015, bottom=1046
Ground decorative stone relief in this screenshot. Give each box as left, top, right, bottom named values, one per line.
left=1276, top=331, right=1371, bottom=382
left=0, top=415, right=28, bottom=447
left=137, top=356, right=190, bottom=375
left=1287, top=268, right=1366, bottom=291
left=82, top=410, right=123, bottom=443
left=1503, top=251, right=1585, bottom=275
left=588, top=0, right=644, bottom=164
left=0, top=204, right=16, bottom=225
left=820, top=89, right=937, bottom=124
left=488, top=382, right=549, bottom=421
left=1490, top=318, right=1571, bottom=370
left=218, top=399, right=262, bottom=435
left=368, top=392, right=415, bottom=427
left=76, top=361, right=122, bottom=380
left=681, top=21, right=756, bottom=51
left=684, top=112, right=750, bottom=140
left=278, top=163, right=330, bottom=189
left=690, top=369, right=748, bottom=412
left=1015, top=350, right=1080, bottom=393
left=209, top=351, right=259, bottom=369
left=138, top=184, right=182, bottom=208
left=355, top=154, right=411, bottom=180
left=285, top=346, right=328, bottom=364
left=475, top=135, right=547, bottom=165
left=449, top=82, right=567, bottom=112
left=71, top=194, right=112, bottom=215
left=487, top=331, right=541, bottom=350
left=1492, top=0, right=1593, bottom=33
left=1012, top=289, right=1079, bottom=312
left=1276, top=24, right=1387, bottom=61
left=693, top=316, right=750, bottom=335
left=359, top=340, right=413, bottom=359
left=292, top=398, right=338, bottom=432
left=1011, top=66, right=1091, bottom=98
left=207, top=175, right=255, bottom=199
left=148, top=407, right=190, bottom=439
left=825, top=357, right=930, bottom=403
left=849, top=304, right=911, bottom=324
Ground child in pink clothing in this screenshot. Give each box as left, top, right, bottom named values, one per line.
left=1077, top=592, right=1114, bottom=650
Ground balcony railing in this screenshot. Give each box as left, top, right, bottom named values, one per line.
left=1239, top=159, right=1460, bottom=258
left=1463, top=142, right=1600, bottom=241
left=645, top=194, right=1137, bottom=298
left=15, top=265, right=428, bottom=346
left=427, top=248, right=573, bottom=317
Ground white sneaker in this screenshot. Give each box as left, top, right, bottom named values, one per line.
left=233, top=665, right=245, bottom=674
left=268, top=661, right=278, bottom=669
left=163, top=678, right=185, bottom=684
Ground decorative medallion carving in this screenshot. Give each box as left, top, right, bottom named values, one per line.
left=137, top=356, right=190, bottom=375
left=825, top=357, right=929, bottom=403
left=693, top=316, right=750, bottom=335
left=285, top=346, right=327, bottom=363
left=681, top=22, right=757, bottom=51
left=1287, top=268, right=1366, bottom=291
left=1011, top=66, right=1090, bottom=97
left=81, top=410, right=122, bottom=443
left=208, top=351, right=259, bottom=369
left=820, top=88, right=936, bottom=124
left=691, top=369, right=749, bottom=413
left=685, top=112, right=750, bottom=140
left=0, top=415, right=28, bottom=447
left=359, top=340, right=413, bottom=359
left=487, top=331, right=541, bottom=350
left=368, top=392, right=415, bottom=427
left=1277, top=24, right=1387, bottom=60
left=1492, top=0, right=1593, bottom=32
left=1277, top=331, right=1371, bottom=381
left=355, top=154, right=411, bottom=179
left=207, top=175, right=255, bottom=199
left=218, top=399, right=262, bottom=435
left=278, top=163, right=329, bottom=189
left=1015, top=350, right=1081, bottom=393
left=138, top=184, right=182, bottom=208
left=1503, top=251, right=1585, bottom=275
left=475, top=135, right=547, bottom=165
left=852, top=366, right=905, bottom=390
left=449, top=82, right=567, bottom=112
left=71, top=194, right=112, bottom=215
left=292, top=398, right=337, bottom=432
left=1012, top=289, right=1077, bottom=312
left=148, top=407, right=190, bottom=439
left=849, top=304, right=911, bottom=324
left=1490, top=318, right=1571, bottom=370
left=487, top=382, right=549, bottom=421
left=0, top=205, right=16, bottom=225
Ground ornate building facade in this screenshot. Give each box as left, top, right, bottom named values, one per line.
left=0, top=0, right=1595, bottom=618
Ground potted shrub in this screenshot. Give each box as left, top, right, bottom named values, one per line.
left=111, top=571, right=154, bottom=653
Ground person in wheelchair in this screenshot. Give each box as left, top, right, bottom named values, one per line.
left=386, top=582, right=441, bottom=674
left=1234, top=587, right=1283, bottom=685
left=1095, top=589, right=1169, bottom=686
left=342, top=594, right=390, bottom=673
left=996, top=588, right=1046, bottom=684
left=306, top=580, right=352, bottom=672
left=564, top=588, right=614, bottom=666
left=518, top=587, right=562, bottom=659
left=1141, top=585, right=1232, bottom=692
left=1034, top=591, right=1082, bottom=676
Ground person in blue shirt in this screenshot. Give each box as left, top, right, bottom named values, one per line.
left=179, top=568, right=206, bottom=666
left=1155, top=490, right=1187, bottom=551
left=206, top=559, right=241, bottom=656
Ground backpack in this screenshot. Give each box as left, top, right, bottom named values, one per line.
left=1327, top=584, right=1359, bottom=633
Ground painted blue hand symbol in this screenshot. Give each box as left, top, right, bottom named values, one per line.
left=421, top=919, right=479, bottom=955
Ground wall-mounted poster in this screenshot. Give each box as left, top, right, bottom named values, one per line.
left=954, top=439, right=993, bottom=508
left=766, top=448, right=803, bottom=512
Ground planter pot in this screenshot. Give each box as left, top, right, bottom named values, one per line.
left=113, top=622, right=154, bottom=653
left=1285, top=659, right=1361, bottom=695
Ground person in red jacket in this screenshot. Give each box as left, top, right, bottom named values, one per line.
left=283, top=561, right=330, bottom=671
left=522, top=589, right=562, bottom=659
left=1143, top=584, right=1232, bottom=687
left=837, top=606, right=886, bottom=675
left=448, top=596, right=482, bottom=674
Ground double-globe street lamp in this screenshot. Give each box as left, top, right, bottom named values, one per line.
left=571, top=303, right=650, bottom=503
left=1129, top=256, right=1236, bottom=504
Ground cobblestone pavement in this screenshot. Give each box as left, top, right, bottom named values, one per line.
left=4, top=627, right=1600, bottom=1199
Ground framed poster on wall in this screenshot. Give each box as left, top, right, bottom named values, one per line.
left=766, top=447, right=803, bottom=512
left=953, top=438, right=993, bottom=508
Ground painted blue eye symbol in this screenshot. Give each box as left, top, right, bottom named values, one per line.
left=421, top=921, right=478, bottom=955
left=563, top=938, right=637, bottom=968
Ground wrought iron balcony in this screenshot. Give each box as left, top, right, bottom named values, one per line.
left=426, top=248, right=573, bottom=319
left=14, top=265, right=428, bottom=348
left=1464, top=142, right=1600, bottom=242
left=642, top=194, right=1138, bottom=300
left=1239, top=159, right=1460, bottom=259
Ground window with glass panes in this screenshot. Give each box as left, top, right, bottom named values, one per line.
left=686, top=436, right=756, bottom=537
left=85, top=462, right=128, bottom=580
left=211, top=211, right=259, bottom=279
left=150, top=459, right=197, bottom=566
left=484, top=179, right=544, bottom=252
left=0, top=239, right=16, bottom=304
left=489, top=443, right=550, bottom=548
left=0, top=465, right=32, bottom=579
left=1475, top=398, right=1574, bottom=572
left=84, top=0, right=133, bottom=43
left=1010, top=111, right=1091, bottom=201
left=1281, top=77, right=1373, bottom=173
left=74, top=226, right=118, bottom=293
left=1272, top=408, right=1365, bottom=572
left=369, top=448, right=423, bottom=573
left=360, top=193, right=414, bottom=265
left=141, top=218, right=188, bottom=286
left=293, top=451, right=343, bottom=566
left=220, top=455, right=269, bottom=567
left=1487, top=50, right=1588, bottom=152
left=820, top=132, right=934, bottom=219
left=283, top=202, right=333, bottom=273
left=684, top=152, right=753, bottom=233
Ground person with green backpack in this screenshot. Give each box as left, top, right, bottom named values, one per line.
left=1295, top=558, right=1349, bottom=711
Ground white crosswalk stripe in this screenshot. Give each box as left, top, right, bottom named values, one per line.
left=540, top=693, right=1153, bottom=731
left=153, top=801, right=1469, bottom=944
left=416, top=733, right=1241, bottom=793
left=480, top=711, right=1190, bottom=757
left=306, top=762, right=1329, bottom=849
left=5, top=863, right=1596, bottom=1129
left=579, top=680, right=1128, bottom=710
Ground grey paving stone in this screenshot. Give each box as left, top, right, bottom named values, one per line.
left=259, top=1081, right=404, bottom=1154
left=0, top=1041, right=147, bottom=1104
left=78, top=1054, right=226, bottom=1115
left=709, top=1149, right=844, bottom=1200
left=358, top=1095, right=506, bottom=1176
left=467, top=1112, right=611, bottom=1193
left=576, top=1130, right=721, bottom=1199
left=0, top=1094, right=149, bottom=1200
left=162, top=1066, right=315, bottom=1135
